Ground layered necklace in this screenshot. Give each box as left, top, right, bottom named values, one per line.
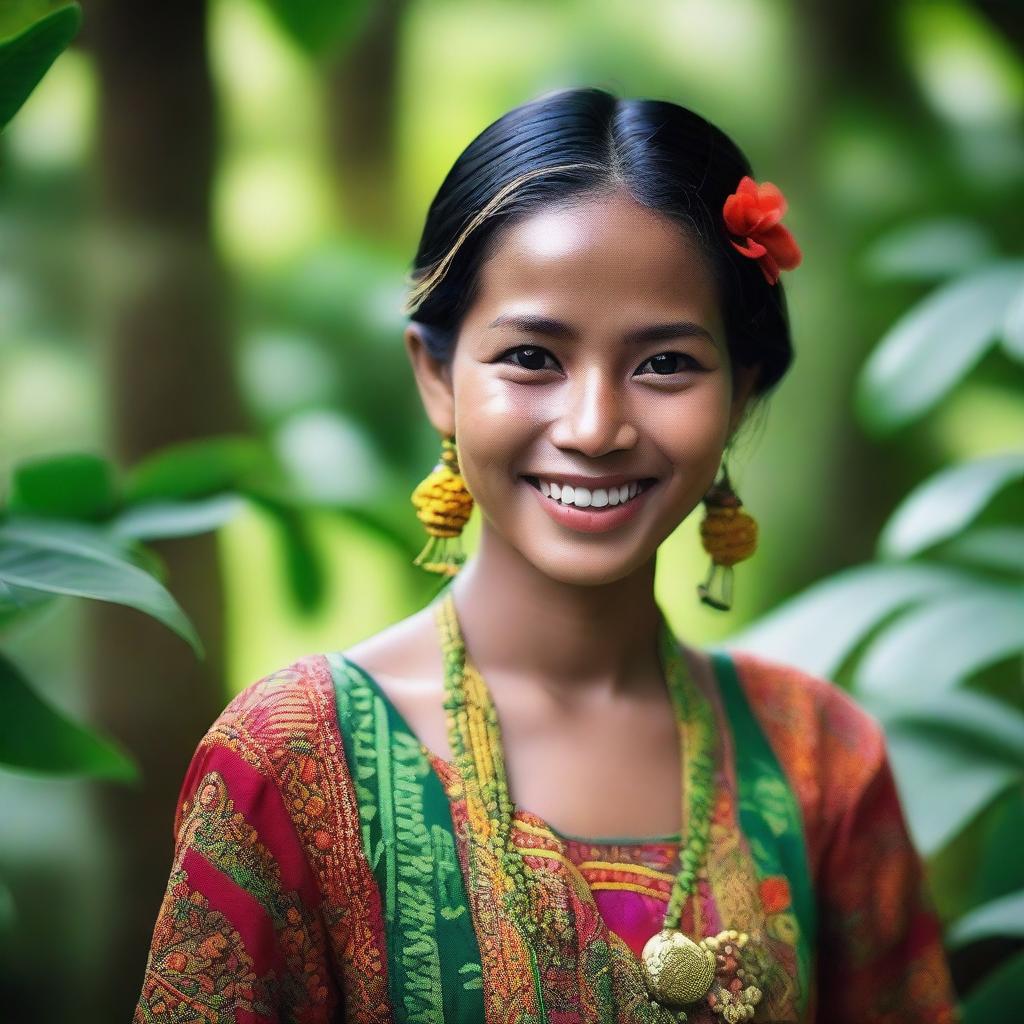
left=434, top=590, right=766, bottom=1023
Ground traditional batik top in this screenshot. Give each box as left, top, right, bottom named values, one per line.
left=134, top=643, right=960, bottom=1024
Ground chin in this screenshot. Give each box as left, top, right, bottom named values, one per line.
left=520, top=543, right=655, bottom=587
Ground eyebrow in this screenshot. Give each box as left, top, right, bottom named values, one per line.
left=486, top=312, right=717, bottom=346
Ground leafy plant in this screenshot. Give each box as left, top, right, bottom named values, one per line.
left=730, top=227, right=1024, bottom=1015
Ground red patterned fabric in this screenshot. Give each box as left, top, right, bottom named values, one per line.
left=133, top=649, right=960, bottom=1022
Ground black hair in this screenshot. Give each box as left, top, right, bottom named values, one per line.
left=403, top=87, right=795, bottom=427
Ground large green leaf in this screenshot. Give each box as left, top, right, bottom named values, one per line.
left=855, top=261, right=1024, bottom=434
left=0, top=876, right=13, bottom=936
left=0, top=518, right=203, bottom=656
left=110, top=493, right=247, bottom=541
left=870, top=690, right=1024, bottom=765
left=866, top=690, right=1024, bottom=854
left=852, top=584, right=1024, bottom=695
left=6, top=452, right=119, bottom=521
left=861, top=218, right=997, bottom=282
left=0, top=2, right=80, bottom=130
left=948, top=889, right=1024, bottom=949
left=125, top=436, right=278, bottom=503
left=878, top=452, right=1024, bottom=559
left=0, top=650, right=136, bottom=780
left=0, top=577, right=52, bottom=628
left=963, top=949, right=1024, bottom=1024
left=1003, top=281, right=1024, bottom=363
left=723, top=563, right=975, bottom=678
left=936, top=526, right=1024, bottom=576
left=259, top=0, right=374, bottom=59
left=881, top=722, right=1018, bottom=855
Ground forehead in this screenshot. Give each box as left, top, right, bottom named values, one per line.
left=465, top=194, right=721, bottom=329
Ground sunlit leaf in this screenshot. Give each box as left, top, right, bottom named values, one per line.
left=862, top=218, right=997, bottom=282
left=110, top=494, right=247, bottom=541
left=878, top=452, right=1024, bottom=558
left=0, top=518, right=203, bottom=657
left=855, top=261, right=1024, bottom=434
left=948, top=889, right=1024, bottom=949
left=0, top=650, right=136, bottom=780
left=258, top=0, right=374, bottom=60
left=723, top=563, right=975, bottom=678
left=0, top=2, right=80, bottom=129
left=6, top=452, right=119, bottom=521
left=852, top=585, right=1024, bottom=695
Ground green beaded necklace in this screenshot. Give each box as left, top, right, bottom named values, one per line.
left=434, top=590, right=765, bottom=1019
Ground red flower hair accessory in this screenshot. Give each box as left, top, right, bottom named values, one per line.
left=722, top=175, right=802, bottom=286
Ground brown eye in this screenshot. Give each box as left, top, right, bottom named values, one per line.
left=501, top=346, right=559, bottom=371
left=636, top=352, right=703, bottom=376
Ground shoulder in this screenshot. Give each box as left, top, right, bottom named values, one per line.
left=177, top=653, right=346, bottom=833
left=727, top=647, right=885, bottom=758
left=198, top=653, right=340, bottom=767
left=173, top=654, right=377, bottom=906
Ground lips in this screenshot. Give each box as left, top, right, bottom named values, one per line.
left=518, top=475, right=659, bottom=534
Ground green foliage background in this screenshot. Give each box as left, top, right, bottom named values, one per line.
left=0, top=0, right=1021, bottom=1019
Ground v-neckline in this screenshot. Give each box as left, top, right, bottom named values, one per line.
left=339, top=591, right=728, bottom=848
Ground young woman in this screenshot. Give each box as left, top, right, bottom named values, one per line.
left=134, top=90, right=960, bottom=1023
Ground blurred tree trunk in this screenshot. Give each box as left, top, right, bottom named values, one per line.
left=325, top=0, right=408, bottom=236
left=82, top=0, right=245, bottom=1016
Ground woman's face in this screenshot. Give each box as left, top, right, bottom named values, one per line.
left=408, top=191, right=758, bottom=586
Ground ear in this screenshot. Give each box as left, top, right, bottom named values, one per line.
left=404, top=323, right=455, bottom=437
left=727, top=362, right=760, bottom=440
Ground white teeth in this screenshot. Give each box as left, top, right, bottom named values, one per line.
left=534, top=478, right=649, bottom=510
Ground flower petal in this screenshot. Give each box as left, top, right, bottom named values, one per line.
left=730, top=236, right=767, bottom=259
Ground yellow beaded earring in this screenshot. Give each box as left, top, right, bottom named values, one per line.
left=697, top=461, right=758, bottom=611
left=410, top=435, right=474, bottom=576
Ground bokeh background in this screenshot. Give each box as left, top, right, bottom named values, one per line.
left=1, top=0, right=1022, bottom=1020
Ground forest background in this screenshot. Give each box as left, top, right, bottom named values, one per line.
left=1, top=0, right=1022, bottom=1021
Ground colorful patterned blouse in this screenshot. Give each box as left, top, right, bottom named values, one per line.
left=133, top=642, right=960, bottom=1023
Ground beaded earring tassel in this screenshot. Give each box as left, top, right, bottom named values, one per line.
left=410, top=435, right=474, bottom=576
left=697, top=464, right=758, bottom=611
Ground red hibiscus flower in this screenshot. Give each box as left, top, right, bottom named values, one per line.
left=722, top=175, right=802, bottom=285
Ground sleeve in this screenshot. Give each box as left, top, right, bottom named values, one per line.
left=133, top=688, right=342, bottom=1023
left=814, top=720, right=961, bottom=1023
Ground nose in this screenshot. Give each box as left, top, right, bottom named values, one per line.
left=548, top=364, right=639, bottom=456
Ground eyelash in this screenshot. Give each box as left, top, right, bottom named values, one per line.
left=497, top=345, right=705, bottom=377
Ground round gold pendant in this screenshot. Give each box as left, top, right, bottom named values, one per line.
left=640, top=928, right=715, bottom=1008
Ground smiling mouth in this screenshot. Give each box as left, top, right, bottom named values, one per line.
left=520, top=479, right=655, bottom=512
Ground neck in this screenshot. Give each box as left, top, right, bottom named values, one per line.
left=448, top=524, right=666, bottom=704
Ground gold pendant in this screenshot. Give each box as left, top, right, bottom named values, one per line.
left=640, top=928, right=715, bottom=1008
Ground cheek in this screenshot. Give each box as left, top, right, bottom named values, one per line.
left=452, top=372, right=542, bottom=494
left=647, top=379, right=734, bottom=464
